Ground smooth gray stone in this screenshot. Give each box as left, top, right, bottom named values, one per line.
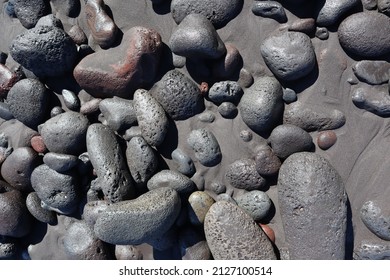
left=87, top=123, right=134, bottom=203
left=225, top=159, right=267, bottom=191
left=31, top=164, right=79, bottom=215
left=235, top=190, right=272, bottom=222
left=187, top=128, right=222, bottom=167
left=26, top=192, right=57, bottom=225
left=170, top=14, right=226, bottom=60
left=14, top=0, right=50, bottom=28
left=0, top=102, right=14, bottom=121
left=218, top=102, right=237, bottom=119
left=43, top=152, right=79, bottom=173
left=171, top=148, right=195, bottom=177
left=261, top=31, right=316, bottom=81
left=40, top=111, right=89, bottom=155
left=62, top=89, right=80, bottom=111
left=94, top=187, right=181, bottom=245
left=282, top=88, right=297, bottom=104
left=239, top=76, right=284, bottom=134
left=126, top=136, right=158, bottom=185
left=208, top=81, right=243, bottom=105
left=352, top=61, right=390, bottom=85
left=338, top=12, right=390, bottom=58
left=354, top=240, right=390, bottom=260
left=133, top=89, right=168, bottom=147
left=188, top=191, right=215, bottom=225
left=252, top=0, right=287, bottom=23
left=360, top=201, right=390, bottom=241
left=278, top=152, right=347, bottom=259
left=170, top=0, right=243, bottom=29
left=268, top=124, right=313, bottom=159
left=352, top=87, right=390, bottom=117
left=147, top=170, right=195, bottom=194
left=204, top=201, right=277, bottom=260
left=149, top=70, right=204, bottom=120
left=315, top=27, right=329, bottom=40
left=198, top=111, right=215, bottom=123
left=99, top=96, right=137, bottom=132
left=316, top=0, right=360, bottom=26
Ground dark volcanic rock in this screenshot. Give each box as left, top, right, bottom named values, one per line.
left=255, top=145, right=282, bottom=176
left=0, top=236, right=17, bottom=260
left=212, top=43, right=242, bottom=79
left=87, top=123, right=134, bottom=203
left=73, top=26, right=162, bottom=98
left=225, top=159, right=267, bottom=191
left=43, top=152, right=79, bottom=173
left=26, top=192, right=57, bottom=225
left=187, top=128, right=222, bottom=167
left=278, top=152, right=347, bottom=259
left=115, top=245, right=143, bottom=260
left=99, top=97, right=137, bottom=132
left=208, top=81, right=243, bottom=105
left=149, top=70, right=204, bottom=121
left=14, top=0, right=50, bottom=29
left=10, top=26, right=77, bottom=78
left=94, top=187, right=181, bottom=245
left=147, top=170, right=195, bottom=194
left=170, top=0, right=243, bottom=29
left=35, top=14, right=63, bottom=29
left=316, top=0, right=360, bottom=27
left=62, top=89, right=80, bottom=111
left=40, top=111, right=89, bottom=155
left=252, top=0, right=287, bottom=23
left=204, top=201, right=277, bottom=259
left=51, top=0, right=81, bottom=18
left=7, top=78, right=48, bottom=128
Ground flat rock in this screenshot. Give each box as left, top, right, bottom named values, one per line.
left=169, top=14, right=226, bottom=60
left=43, top=152, right=79, bottom=173
left=94, top=187, right=181, bottom=245
left=204, top=201, right=277, bottom=259
left=188, top=191, right=215, bottom=225
left=10, top=26, right=77, bottom=78
left=133, top=89, right=169, bottom=147
left=252, top=0, right=287, bottom=23
left=147, top=170, right=195, bottom=194
left=73, top=26, right=162, bottom=98
left=26, top=192, right=57, bottom=225
left=316, top=0, right=360, bottom=27
left=99, top=97, right=137, bottom=132
left=255, top=145, right=282, bottom=176
left=87, top=123, right=134, bottom=203
left=235, top=190, right=272, bottom=222
left=260, top=31, right=316, bottom=81
left=170, top=0, right=243, bottom=29
left=338, top=12, right=390, bottom=58
left=278, top=152, right=347, bottom=259
left=208, top=81, right=243, bottom=105
left=14, top=0, right=50, bottom=28
left=360, top=200, right=390, bottom=241
left=352, top=60, right=390, bottom=85
left=239, top=76, right=284, bottom=134
left=225, top=159, right=267, bottom=191
left=149, top=70, right=204, bottom=120
left=40, top=111, right=89, bottom=155
left=187, top=128, right=222, bottom=167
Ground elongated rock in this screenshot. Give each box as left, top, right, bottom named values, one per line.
left=316, top=0, right=360, bottom=27
left=360, top=201, right=390, bottom=241
left=187, top=128, right=222, bottom=167
left=87, top=124, right=134, bottom=203
left=147, top=170, right=195, bottom=194
left=94, top=187, right=181, bottom=245
left=278, top=152, right=347, bottom=259
left=204, top=201, right=277, bottom=259
left=352, top=61, right=390, bottom=85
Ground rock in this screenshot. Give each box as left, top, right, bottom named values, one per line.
left=187, top=128, right=222, bottom=167
left=147, top=170, right=195, bottom=194
left=133, top=89, right=169, bottom=147
left=354, top=240, right=390, bottom=260
left=212, top=43, right=242, bottom=79
left=170, top=0, right=243, bottom=29
left=284, top=101, right=346, bottom=131
left=238, top=68, right=254, bottom=88
left=7, top=78, right=48, bottom=128
left=278, top=152, right=347, bottom=259
left=62, top=89, right=80, bottom=111
left=261, top=31, right=316, bottom=81
left=198, top=111, right=215, bottom=123
left=126, top=136, right=158, bottom=185
left=360, top=200, right=390, bottom=241
left=208, top=81, right=243, bottom=105
left=352, top=60, right=390, bottom=85
left=0, top=119, right=39, bottom=149
left=51, top=0, right=81, bottom=18
left=149, top=70, right=204, bottom=120
left=10, top=26, right=77, bottom=78
left=5, top=0, right=16, bottom=18
left=50, top=106, right=64, bottom=118
left=378, top=0, right=390, bottom=15
left=226, top=159, right=267, bottom=191
left=0, top=102, right=13, bottom=121
left=188, top=191, right=215, bottom=225
left=316, top=0, right=360, bottom=26
left=315, top=27, right=329, bottom=40
left=252, top=0, right=287, bottom=23
left=268, top=124, right=313, bottom=159
left=288, top=18, right=316, bottom=35
left=171, top=148, right=195, bottom=177
left=169, top=14, right=226, bottom=60
left=68, top=25, right=88, bottom=45
left=239, top=76, right=284, bottom=134
left=123, top=126, right=142, bottom=141
left=0, top=236, right=17, bottom=260
left=218, top=102, right=238, bottom=119
left=216, top=193, right=237, bottom=204
left=0, top=189, right=33, bottom=238
left=235, top=190, right=272, bottom=222
left=13, top=0, right=50, bottom=28
left=40, top=111, right=89, bottom=155
left=147, top=227, right=177, bottom=251
left=115, top=245, right=143, bottom=260
left=204, top=201, right=277, bottom=259
left=35, top=14, right=63, bottom=28
left=205, top=182, right=226, bottom=195
left=87, top=123, right=134, bottom=203
left=79, top=98, right=101, bottom=115
left=179, top=227, right=211, bottom=260
left=94, top=187, right=181, bottom=245
left=338, top=12, right=390, bottom=58
left=239, top=130, right=253, bottom=142
left=82, top=200, right=109, bottom=227
left=255, top=145, right=281, bottom=176
left=30, top=135, right=47, bottom=153
left=74, top=26, right=162, bottom=98
left=63, top=220, right=111, bottom=259
left=31, top=164, right=79, bottom=215
left=317, top=130, right=337, bottom=150
left=362, top=0, right=378, bottom=10
left=282, top=88, right=297, bottom=104
left=99, top=97, right=137, bottom=132
left=43, top=153, right=79, bottom=173
left=1, top=147, right=40, bottom=192
left=352, top=87, right=390, bottom=117
left=26, top=192, right=57, bottom=225
left=0, top=64, right=20, bottom=98
left=85, top=0, right=118, bottom=49
left=259, top=224, right=276, bottom=243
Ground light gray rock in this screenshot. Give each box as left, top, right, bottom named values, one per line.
left=354, top=240, right=390, bottom=260
left=225, top=159, right=267, bottom=191
left=115, top=245, right=143, bottom=260
left=187, top=128, right=222, bottom=167
left=82, top=200, right=109, bottom=227
left=188, top=191, right=215, bottom=225
left=352, top=61, right=390, bottom=85
left=316, top=0, right=360, bottom=26
left=43, top=152, right=78, bottom=173
left=171, top=148, right=195, bottom=177
left=204, top=201, right=277, bottom=259
left=147, top=170, right=195, bottom=194
left=94, top=187, right=181, bottom=245
left=36, top=14, right=63, bottom=29
left=99, top=96, right=137, bottom=132
left=235, top=190, right=272, bottom=222
left=278, top=152, right=348, bottom=259
left=360, top=201, right=390, bottom=241
left=239, top=76, right=284, bottom=134
left=282, top=88, right=297, bottom=104
left=218, top=102, right=238, bottom=119
left=352, top=87, right=390, bottom=117
left=361, top=0, right=378, bottom=10
left=61, top=89, right=80, bottom=111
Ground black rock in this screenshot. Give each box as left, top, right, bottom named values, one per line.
left=13, top=0, right=50, bottom=28
left=99, top=96, right=137, bottom=132
left=62, top=89, right=80, bottom=111
left=26, top=192, right=57, bottom=225
left=208, top=81, right=243, bottom=105
left=43, top=152, right=79, bottom=173
left=316, top=0, right=360, bottom=27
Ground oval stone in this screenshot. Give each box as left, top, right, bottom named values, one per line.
left=235, top=190, right=272, bottom=222
left=187, top=128, right=222, bottom=167
left=225, top=159, right=267, bottom=191
left=147, top=170, right=195, bottom=194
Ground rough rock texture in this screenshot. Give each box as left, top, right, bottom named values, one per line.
left=14, top=0, right=50, bottom=29
left=255, top=145, right=281, bottom=176
left=208, top=81, right=243, bottom=105
left=225, top=159, right=267, bottom=190
left=360, top=200, right=390, bottom=241
left=235, top=190, right=272, bottom=222
left=187, top=128, right=222, bottom=167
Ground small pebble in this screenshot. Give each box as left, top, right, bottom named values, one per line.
left=198, top=111, right=215, bottom=123
left=239, top=130, right=253, bottom=142
left=235, top=190, right=272, bottom=222
left=30, top=135, right=47, bottom=154
left=187, top=128, right=222, bottom=167
left=255, top=145, right=281, bottom=176
left=282, top=88, right=297, bottom=104
left=378, top=0, right=390, bottom=15
left=188, top=191, right=215, bottom=225
left=317, top=130, right=337, bottom=150
left=315, top=27, right=329, bottom=40
left=50, top=106, right=64, bottom=118
left=218, top=102, right=238, bottom=119
left=115, top=245, right=143, bottom=260
left=225, top=159, right=267, bottom=191
left=252, top=0, right=287, bottom=23
left=171, top=148, right=196, bottom=177
left=208, top=81, right=243, bottom=105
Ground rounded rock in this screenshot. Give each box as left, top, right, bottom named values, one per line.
left=225, top=159, right=267, bottom=191
left=317, top=130, right=337, bottom=150
left=30, top=135, right=47, bottom=153
left=252, top=0, right=287, bottom=23
left=179, top=228, right=211, bottom=260
left=282, top=88, right=297, bottom=104
left=147, top=170, right=195, bottom=194
left=13, top=0, right=50, bottom=28
left=188, top=191, right=215, bottom=226
left=99, top=97, right=137, bottom=132
left=82, top=200, right=109, bottom=227
left=205, top=182, right=226, bottom=195
left=208, top=81, right=243, bottom=105
left=235, top=190, right=272, bottom=222
left=115, top=245, right=143, bottom=260
left=239, top=130, right=253, bottom=142
left=255, top=146, right=282, bottom=176
left=187, top=128, right=222, bottom=167
left=171, top=148, right=195, bottom=177
left=218, top=102, right=238, bottom=119
left=62, top=89, right=80, bottom=111
left=352, top=60, right=390, bottom=85
left=67, top=25, right=88, bottom=45
left=0, top=236, right=17, bottom=260
left=43, top=152, right=79, bottom=173
left=36, top=14, right=63, bottom=29
left=204, top=201, right=277, bottom=259
left=360, top=201, right=390, bottom=241
left=316, top=0, right=360, bottom=27
left=259, top=224, right=276, bottom=243
left=26, top=192, right=57, bottom=225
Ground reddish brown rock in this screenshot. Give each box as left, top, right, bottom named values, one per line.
left=259, top=224, right=276, bottom=243
left=31, top=135, right=48, bottom=154
left=0, top=65, right=20, bottom=98
left=317, top=130, right=337, bottom=150
left=68, top=25, right=88, bottom=45
left=73, top=26, right=163, bottom=98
